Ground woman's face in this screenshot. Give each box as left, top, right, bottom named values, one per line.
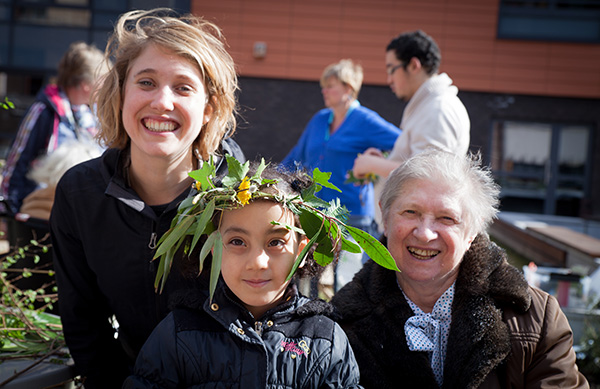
left=219, top=201, right=307, bottom=319
left=122, top=44, right=213, bottom=164
left=321, top=76, right=352, bottom=109
left=383, top=178, right=476, bottom=289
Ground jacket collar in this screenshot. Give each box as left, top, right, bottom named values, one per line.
left=333, top=234, right=532, bottom=388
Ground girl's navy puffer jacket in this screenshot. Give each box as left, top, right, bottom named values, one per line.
left=123, top=282, right=362, bottom=388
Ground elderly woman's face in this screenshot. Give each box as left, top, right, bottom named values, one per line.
left=383, top=178, right=476, bottom=286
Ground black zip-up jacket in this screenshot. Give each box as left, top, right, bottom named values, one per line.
left=51, top=139, right=244, bottom=389
left=123, top=281, right=362, bottom=388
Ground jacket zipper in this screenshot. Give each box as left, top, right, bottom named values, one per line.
left=254, top=320, right=263, bottom=336
left=148, top=220, right=158, bottom=272
left=148, top=232, right=157, bottom=250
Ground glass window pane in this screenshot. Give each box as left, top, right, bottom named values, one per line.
left=558, top=125, right=589, bottom=176
left=13, top=25, right=90, bottom=70
left=15, top=6, right=91, bottom=27
left=0, top=4, right=10, bottom=21
left=493, top=121, right=552, bottom=200
left=0, top=24, right=8, bottom=66
left=92, top=11, right=122, bottom=29
left=93, top=0, right=127, bottom=12
left=92, top=30, right=110, bottom=52
left=503, top=121, right=551, bottom=176
left=556, top=125, right=589, bottom=208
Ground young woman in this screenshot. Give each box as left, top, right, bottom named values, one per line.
left=123, top=159, right=362, bottom=388
left=50, top=9, right=244, bottom=388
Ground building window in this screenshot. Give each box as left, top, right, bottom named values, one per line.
left=497, top=0, right=600, bottom=43
left=490, top=120, right=592, bottom=216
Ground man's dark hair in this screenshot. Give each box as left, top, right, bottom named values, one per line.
left=386, top=30, right=441, bottom=76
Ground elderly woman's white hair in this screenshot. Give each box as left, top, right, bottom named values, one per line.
left=28, top=141, right=102, bottom=187
left=379, top=148, right=500, bottom=236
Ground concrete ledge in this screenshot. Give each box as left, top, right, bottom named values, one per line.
left=526, top=225, right=600, bottom=273
left=490, top=218, right=566, bottom=267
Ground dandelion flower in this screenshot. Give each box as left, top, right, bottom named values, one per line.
left=237, top=176, right=251, bottom=205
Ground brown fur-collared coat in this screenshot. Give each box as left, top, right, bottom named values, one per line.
left=331, top=234, right=589, bottom=388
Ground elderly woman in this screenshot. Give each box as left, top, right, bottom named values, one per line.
left=332, top=149, right=588, bottom=388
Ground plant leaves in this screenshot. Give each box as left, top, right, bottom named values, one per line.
left=340, top=236, right=361, bottom=253
left=153, top=215, right=195, bottom=259
left=222, top=155, right=249, bottom=187
left=208, top=231, right=223, bottom=303
left=313, top=250, right=333, bottom=267
left=346, top=225, right=399, bottom=271
left=286, top=227, right=320, bottom=281
left=198, top=229, right=218, bottom=274
left=250, top=158, right=267, bottom=182
left=188, top=157, right=216, bottom=190
left=312, top=168, right=341, bottom=192
left=189, top=198, right=215, bottom=254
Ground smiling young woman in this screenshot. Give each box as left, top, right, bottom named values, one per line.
left=50, top=8, right=245, bottom=388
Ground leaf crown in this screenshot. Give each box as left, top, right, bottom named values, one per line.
left=153, top=155, right=399, bottom=302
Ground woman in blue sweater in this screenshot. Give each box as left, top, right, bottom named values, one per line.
left=282, top=59, right=400, bottom=237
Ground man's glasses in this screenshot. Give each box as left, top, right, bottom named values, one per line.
left=387, top=63, right=405, bottom=76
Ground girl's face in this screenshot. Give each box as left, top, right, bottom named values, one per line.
left=122, top=44, right=213, bottom=164
left=219, top=201, right=307, bottom=319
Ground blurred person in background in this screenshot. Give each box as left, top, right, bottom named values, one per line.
left=1, top=41, right=108, bottom=215
left=352, top=30, right=470, bottom=232
left=282, top=58, right=400, bottom=237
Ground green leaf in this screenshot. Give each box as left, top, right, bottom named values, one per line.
left=313, top=250, right=333, bottom=267
left=298, top=208, right=326, bottom=239
left=198, top=229, right=218, bottom=274
left=189, top=198, right=215, bottom=254
left=286, top=227, right=320, bottom=281
left=153, top=215, right=195, bottom=259
left=222, top=155, right=249, bottom=187
left=208, top=231, right=223, bottom=303
left=340, top=236, right=361, bottom=253
left=312, top=168, right=341, bottom=192
left=188, top=157, right=216, bottom=190
left=250, top=158, right=268, bottom=182
left=177, top=195, right=196, bottom=213
left=270, top=220, right=305, bottom=235
left=346, top=225, right=400, bottom=272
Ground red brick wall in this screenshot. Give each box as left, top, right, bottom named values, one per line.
left=192, top=0, right=600, bottom=98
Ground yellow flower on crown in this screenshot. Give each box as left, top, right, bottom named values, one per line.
left=236, top=176, right=251, bottom=205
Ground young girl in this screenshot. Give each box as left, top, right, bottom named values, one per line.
left=122, top=157, right=376, bottom=388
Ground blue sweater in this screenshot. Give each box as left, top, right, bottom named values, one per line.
left=282, top=105, right=400, bottom=218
